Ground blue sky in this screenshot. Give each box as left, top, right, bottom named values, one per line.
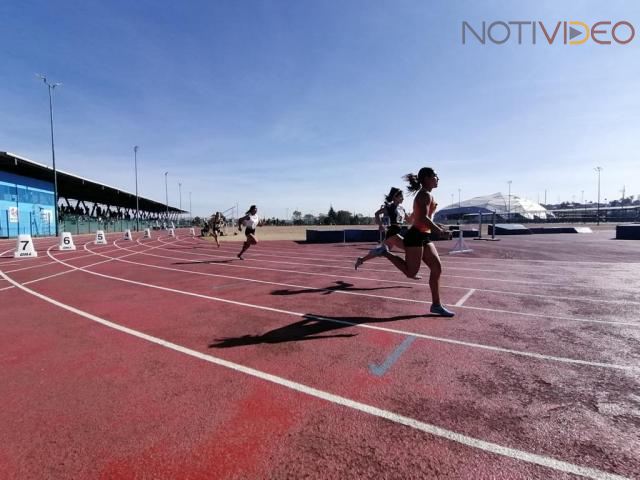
left=1, top=0, right=638, bottom=218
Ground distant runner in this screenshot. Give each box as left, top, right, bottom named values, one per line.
left=237, top=205, right=259, bottom=260
left=209, top=211, right=225, bottom=248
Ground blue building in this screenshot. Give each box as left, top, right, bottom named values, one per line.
left=0, top=171, right=56, bottom=237
left=1, top=151, right=186, bottom=239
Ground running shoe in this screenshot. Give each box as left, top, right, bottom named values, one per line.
left=430, top=304, right=455, bottom=317
left=237, top=254, right=244, bottom=260
left=354, top=257, right=364, bottom=270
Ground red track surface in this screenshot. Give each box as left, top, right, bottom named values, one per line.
left=1, top=230, right=639, bottom=479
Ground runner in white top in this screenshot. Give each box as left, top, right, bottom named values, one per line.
left=209, top=211, right=225, bottom=248
left=237, top=205, right=259, bottom=260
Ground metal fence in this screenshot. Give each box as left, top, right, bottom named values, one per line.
left=1, top=209, right=193, bottom=238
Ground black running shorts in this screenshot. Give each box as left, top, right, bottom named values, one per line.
left=403, top=227, right=431, bottom=247
left=385, top=224, right=402, bottom=239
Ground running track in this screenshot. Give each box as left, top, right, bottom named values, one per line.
left=1, top=230, right=639, bottom=479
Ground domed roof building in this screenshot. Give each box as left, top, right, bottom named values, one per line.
left=434, top=192, right=552, bottom=222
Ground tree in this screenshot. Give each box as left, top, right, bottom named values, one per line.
left=350, top=213, right=363, bottom=225
left=336, top=210, right=351, bottom=225
left=292, top=210, right=302, bottom=225
left=303, top=214, right=316, bottom=225
left=327, top=206, right=337, bottom=224
left=192, top=216, right=202, bottom=225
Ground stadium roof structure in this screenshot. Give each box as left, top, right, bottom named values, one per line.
left=0, top=151, right=185, bottom=214
left=434, top=192, right=552, bottom=221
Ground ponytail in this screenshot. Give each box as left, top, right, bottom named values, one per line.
left=403, top=173, right=421, bottom=193
left=403, top=167, right=436, bottom=194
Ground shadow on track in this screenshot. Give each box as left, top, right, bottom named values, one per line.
left=172, top=259, right=234, bottom=265
left=271, top=280, right=410, bottom=296
left=209, top=313, right=424, bottom=348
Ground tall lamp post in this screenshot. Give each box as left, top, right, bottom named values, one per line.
left=164, top=171, right=169, bottom=222
left=594, top=167, right=603, bottom=225
left=37, top=74, right=62, bottom=236
left=133, top=146, right=140, bottom=231
left=189, top=191, right=192, bottom=220
left=458, top=188, right=461, bottom=208
left=507, top=180, right=512, bottom=222
left=178, top=182, right=182, bottom=223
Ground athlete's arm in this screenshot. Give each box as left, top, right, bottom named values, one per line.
left=374, top=206, right=386, bottom=229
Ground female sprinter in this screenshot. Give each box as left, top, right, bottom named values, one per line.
left=355, top=187, right=414, bottom=271
left=237, top=205, right=259, bottom=260
left=383, top=168, right=455, bottom=317
left=209, top=211, right=224, bottom=248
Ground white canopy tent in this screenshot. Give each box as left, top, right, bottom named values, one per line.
left=434, top=192, right=552, bottom=222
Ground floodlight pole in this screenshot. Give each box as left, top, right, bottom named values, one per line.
left=134, top=146, right=140, bottom=231
left=179, top=182, right=182, bottom=221
left=189, top=191, right=192, bottom=219
left=39, top=75, right=62, bottom=236
left=595, top=167, right=602, bottom=225
left=507, top=180, right=512, bottom=222
left=164, top=171, right=169, bottom=221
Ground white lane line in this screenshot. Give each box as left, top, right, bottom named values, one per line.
left=189, top=236, right=622, bottom=267
left=0, top=270, right=630, bottom=480
left=191, top=236, right=637, bottom=269
left=0, top=248, right=17, bottom=259
left=114, top=239, right=639, bottom=328
left=172, top=238, right=573, bottom=283
left=0, top=244, right=150, bottom=291
left=207, top=245, right=566, bottom=278
left=6, top=238, right=184, bottom=290
left=3, top=249, right=124, bottom=273
left=42, top=242, right=638, bottom=371
left=203, top=246, right=640, bottom=303
left=113, top=238, right=640, bottom=329
left=158, top=239, right=554, bottom=290
left=4, top=260, right=59, bottom=273
left=455, top=289, right=476, bottom=307
left=189, top=249, right=570, bottom=287
left=22, top=256, right=122, bottom=286
left=153, top=238, right=640, bottom=308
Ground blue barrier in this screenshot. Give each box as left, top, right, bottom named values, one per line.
left=305, top=229, right=380, bottom=243
left=344, top=229, right=380, bottom=242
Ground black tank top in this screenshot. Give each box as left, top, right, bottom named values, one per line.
left=385, top=203, right=405, bottom=225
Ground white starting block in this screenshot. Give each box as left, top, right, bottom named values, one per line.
left=14, top=234, right=37, bottom=258
left=95, top=230, right=107, bottom=245
left=189, top=227, right=195, bottom=236
left=123, top=229, right=133, bottom=241
left=58, top=232, right=76, bottom=251
left=168, top=228, right=175, bottom=237
left=143, top=228, right=151, bottom=239
left=449, top=229, right=473, bottom=255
